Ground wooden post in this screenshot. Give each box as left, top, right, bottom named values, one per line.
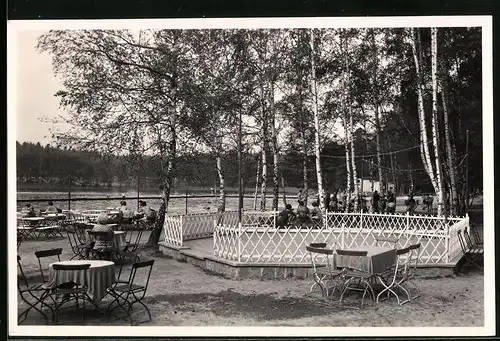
left=68, top=174, right=71, bottom=211
left=465, top=129, right=469, bottom=214
left=185, top=182, right=188, bottom=215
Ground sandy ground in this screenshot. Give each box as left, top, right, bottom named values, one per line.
left=16, top=235, right=484, bottom=327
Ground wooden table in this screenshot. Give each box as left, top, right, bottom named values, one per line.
left=47, top=260, right=115, bottom=305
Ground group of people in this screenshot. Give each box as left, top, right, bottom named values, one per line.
left=370, top=190, right=397, bottom=214
left=20, top=201, right=63, bottom=217
left=276, top=200, right=322, bottom=228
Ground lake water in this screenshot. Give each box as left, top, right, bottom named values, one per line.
left=16, top=188, right=430, bottom=215
left=16, top=188, right=284, bottom=214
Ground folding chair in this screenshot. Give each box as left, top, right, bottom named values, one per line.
left=106, top=259, right=155, bottom=325
left=457, top=230, right=483, bottom=270
left=67, top=229, right=91, bottom=260
left=35, top=223, right=59, bottom=240
left=17, top=256, right=54, bottom=324
left=470, top=224, right=483, bottom=246
left=374, top=243, right=421, bottom=305
left=336, top=250, right=375, bottom=308
left=17, top=219, right=38, bottom=240
left=306, top=245, right=343, bottom=297
left=34, top=248, right=63, bottom=283
left=51, top=263, right=98, bottom=323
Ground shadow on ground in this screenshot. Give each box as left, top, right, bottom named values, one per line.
left=145, top=290, right=344, bottom=321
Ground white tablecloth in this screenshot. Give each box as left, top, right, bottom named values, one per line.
left=86, top=230, right=126, bottom=251
left=48, top=260, right=115, bottom=304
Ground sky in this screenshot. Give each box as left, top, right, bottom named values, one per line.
left=15, top=30, right=67, bottom=145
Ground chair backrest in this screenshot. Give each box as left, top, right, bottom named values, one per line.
left=66, top=229, right=80, bottom=250
left=126, top=259, right=155, bottom=297
left=470, top=224, right=482, bottom=244
left=463, top=229, right=475, bottom=249
left=125, top=227, right=145, bottom=251
left=52, top=263, right=91, bottom=288
left=35, top=248, right=63, bottom=282
left=17, top=255, right=29, bottom=288
left=336, top=250, right=368, bottom=257
left=457, top=230, right=468, bottom=253
left=306, top=245, right=334, bottom=272
left=309, top=242, right=327, bottom=248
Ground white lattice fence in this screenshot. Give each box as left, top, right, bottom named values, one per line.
left=214, top=223, right=240, bottom=261
left=163, top=215, right=183, bottom=247
left=213, top=211, right=469, bottom=265
left=182, top=212, right=236, bottom=241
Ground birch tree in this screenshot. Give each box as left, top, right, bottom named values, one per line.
left=309, top=29, right=325, bottom=209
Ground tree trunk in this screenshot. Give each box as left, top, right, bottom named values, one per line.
left=371, top=30, right=384, bottom=195
left=309, top=29, right=325, bottom=209
left=349, top=110, right=359, bottom=211
left=259, top=83, right=267, bottom=211
left=388, top=137, right=396, bottom=196
left=216, top=153, right=226, bottom=212
left=410, top=27, right=438, bottom=195
left=270, top=81, right=280, bottom=211
left=343, top=116, right=352, bottom=212
left=302, top=151, right=308, bottom=206
left=431, top=27, right=445, bottom=216
left=280, top=171, right=287, bottom=206
left=440, top=57, right=458, bottom=215
left=253, top=155, right=260, bottom=210
left=148, top=112, right=177, bottom=245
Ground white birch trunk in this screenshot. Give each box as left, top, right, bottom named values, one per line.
left=216, top=153, right=226, bottom=212
left=260, top=83, right=268, bottom=211
left=270, top=81, right=280, bottom=211
left=431, top=27, right=445, bottom=216
left=253, top=156, right=260, bottom=210
left=440, top=60, right=458, bottom=215
left=410, top=27, right=438, bottom=194
left=309, top=29, right=324, bottom=209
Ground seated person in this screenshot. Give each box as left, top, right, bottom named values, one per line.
left=296, top=201, right=310, bottom=223
left=386, top=198, right=396, bottom=214
left=310, top=201, right=321, bottom=218
left=276, top=204, right=296, bottom=228
left=90, top=213, right=116, bottom=256
left=21, top=203, right=37, bottom=217
left=44, top=201, right=58, bottom=214
left=137, top=200, right=155, bottom=221
left=405, top=195, right=416, bottom=213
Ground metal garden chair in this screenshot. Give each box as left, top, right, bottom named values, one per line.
left=457, top=229, right=483, bottom=270
left=374, top=243, right=421, bottom=305
left=106, top=259, right=155, bottom=325
left=336, top=249, right=375, bottom=308
left=306, top=244, right=343, bottom=297
left=67, top=229, right=91, bottom=260
left=470, top=224, right=483, bottom=246
left=34, top=248, right=63, bottom=284
left=17, top=255, right=54, bottom=324
left=51, top=263, right=99, bottom=323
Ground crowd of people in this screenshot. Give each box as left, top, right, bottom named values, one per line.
left=276, top=188, right=436, bottom=227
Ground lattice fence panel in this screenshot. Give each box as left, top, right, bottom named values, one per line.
left=163, top=215, right=183, bottom=247
left=214, top=224, right=240, bottom=261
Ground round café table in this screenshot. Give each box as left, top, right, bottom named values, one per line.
left=47, top=260, right=115, bottom=305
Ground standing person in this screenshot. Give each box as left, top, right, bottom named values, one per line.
left=296, top=200, right=310, bottom=223
left=372, top=190, right=380, bottom=213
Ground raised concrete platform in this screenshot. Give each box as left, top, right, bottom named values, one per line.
left=158, top=237, right=458, bottom=280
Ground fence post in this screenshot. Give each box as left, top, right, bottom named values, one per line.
left=341, top=215, right=345, bottom=248
left=237, top=222, right=241, bottom=262
left=180, top=215, right=184, bottom=247
left=445, top=217, right=450, bottom=264
left=406, top=211, right=410, bottom=232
